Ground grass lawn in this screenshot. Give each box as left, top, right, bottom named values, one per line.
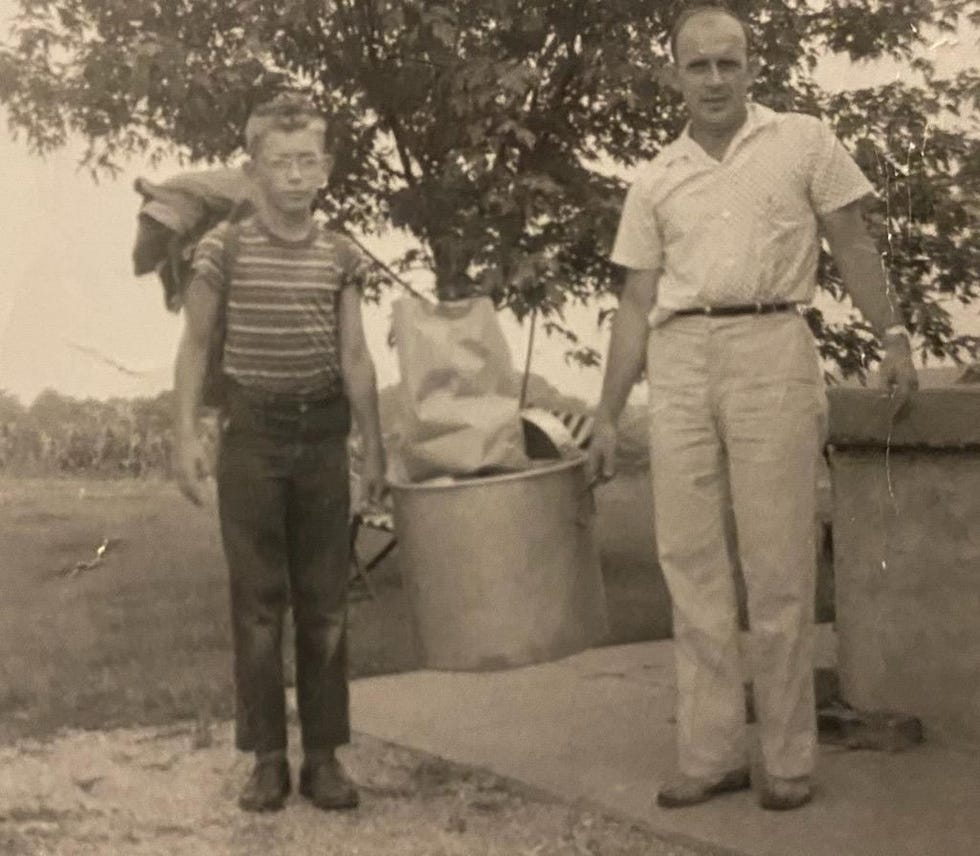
left=0, top=473, right=669, bottom=745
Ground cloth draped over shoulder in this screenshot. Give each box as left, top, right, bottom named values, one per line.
left=132, top=167, right=255, bottom=311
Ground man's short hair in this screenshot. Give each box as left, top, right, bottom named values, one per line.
left=669, top=2, right=753, bottom=62
left=244, top=94, right=327, bottom=155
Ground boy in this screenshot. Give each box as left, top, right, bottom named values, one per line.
left=174, top=94, right=387, bottom=812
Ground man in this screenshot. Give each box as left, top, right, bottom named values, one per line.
left=174, top=95, right=386, bottom=812
left=588, top=3, right=917, bottom=811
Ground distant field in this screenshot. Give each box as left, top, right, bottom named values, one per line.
left=0, top=476, right=417, bottom=743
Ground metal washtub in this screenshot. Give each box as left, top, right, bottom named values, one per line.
left=391, top=456, right=609, bottom=671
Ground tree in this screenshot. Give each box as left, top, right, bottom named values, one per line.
left=0, top=389, right=24, bottom=423
left=27, top=388, right=79, bottom=433
left=2, top=0, right=978, bottom=376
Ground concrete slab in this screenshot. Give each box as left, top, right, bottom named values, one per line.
left=351, top=637, right=980, bottom=856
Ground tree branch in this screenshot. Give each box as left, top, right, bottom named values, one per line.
left=341, top=230, right=431, bottom=302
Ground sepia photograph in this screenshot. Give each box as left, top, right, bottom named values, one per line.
left=1, top=1, right=978, bottom=853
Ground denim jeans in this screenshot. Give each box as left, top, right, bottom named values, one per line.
left=646, top=312, right=826, bottom=780
left=217, top=383, right=352, bottom=755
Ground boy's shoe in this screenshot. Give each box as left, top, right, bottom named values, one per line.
left=656, top=767, right=751, bottom=808
left=299, top=757, right=360, bottom=811
left=238, top=757, right=291, bottom=812
left=758, top=774, right=813, bottom=811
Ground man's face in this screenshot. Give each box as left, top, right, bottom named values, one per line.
left=670, top=12, right=756, bottom=137
left=249, top=126, right=331, bottom=216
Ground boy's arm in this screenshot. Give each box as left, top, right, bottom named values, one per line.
left=338, top=285, right=386, bottom=505
left=587, top=267, right=659, bottom=484
left=819, top=199, right=918, bottom=415
left=174, top=276, right=221, bottom=505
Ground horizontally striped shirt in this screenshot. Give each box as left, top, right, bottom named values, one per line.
left=191, top=216, right=368, bottom=398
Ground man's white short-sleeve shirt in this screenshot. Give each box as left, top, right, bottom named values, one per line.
left=611, top=104, right=874, bottom=317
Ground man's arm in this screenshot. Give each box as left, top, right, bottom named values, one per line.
left=173, top=277, right=220, bottom=505
left=588, top=268, right=659, bottom=483
left=339, top=286, right=386, bottom=505
left=819, top=199, right=918, bottom=413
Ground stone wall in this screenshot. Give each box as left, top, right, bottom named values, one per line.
left=828, top=384, right=980, bottom=750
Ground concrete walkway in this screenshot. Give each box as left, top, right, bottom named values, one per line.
left=351, top=635, right=980, bottom=856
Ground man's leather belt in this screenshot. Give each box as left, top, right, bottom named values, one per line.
left=673, top=301, right=799, bottom=317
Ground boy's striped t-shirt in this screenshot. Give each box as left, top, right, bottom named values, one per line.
left=191, top=216, right=369, bottom=399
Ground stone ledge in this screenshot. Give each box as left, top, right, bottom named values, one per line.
left=827, top=386, right=980, bottom=449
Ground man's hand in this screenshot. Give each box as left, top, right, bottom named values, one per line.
left=360, top=446, right=388, bottom=507
left=586, top=268, right=656, bottom=487
left=879, top=332, right=918, bottom=418
left=819, top=201, right=917, bottom=419
left=586, top=417, right=618, bottom=486
left=175, top=432, right=209, bottom=506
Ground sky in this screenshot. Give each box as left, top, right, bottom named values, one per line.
left=0, top=7, right=977, bottom=406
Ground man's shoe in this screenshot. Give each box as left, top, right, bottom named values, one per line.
left=238, top=758, right=290, bottom=812
left=656, top=767, right=751, bottom=808
left=299, top=757, right=360, bottom=811
left=758, top=775, right=813, bottom=811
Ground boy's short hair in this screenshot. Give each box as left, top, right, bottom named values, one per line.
left=669, top=2, right=753, bottom=62
left=244, top=94, right=327, bottom=155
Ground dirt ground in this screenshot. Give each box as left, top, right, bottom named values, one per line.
left=0, top=720, right=709, bottom=856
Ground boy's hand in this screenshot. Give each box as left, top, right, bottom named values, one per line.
left=586, top=417, right=618, bottom=486
left=176, top=434, right=209, bottom=506
left=360, top=448, right=388, bottom=507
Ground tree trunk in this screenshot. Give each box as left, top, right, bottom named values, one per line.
left=432, top=235, right=479, bottom=301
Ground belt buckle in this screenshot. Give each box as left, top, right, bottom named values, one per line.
left=704, top=305, right=713, bottom=317
left=755, top=301, right=764, bottom=314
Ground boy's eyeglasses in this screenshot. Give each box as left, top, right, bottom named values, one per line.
left=263, top=154, right=327, bottom=175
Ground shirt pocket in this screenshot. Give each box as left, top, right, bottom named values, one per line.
left=761, top=187, right=808, bottom=229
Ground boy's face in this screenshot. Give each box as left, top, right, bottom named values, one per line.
left=248, top=126, right=331, bottom=216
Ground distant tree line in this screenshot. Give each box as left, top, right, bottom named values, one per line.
left=0, top=388, right=209, bottom=478
left=0, top=374, right=648, bottom=479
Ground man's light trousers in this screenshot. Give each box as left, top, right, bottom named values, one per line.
left=646, top=312, right=826, bottom=780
